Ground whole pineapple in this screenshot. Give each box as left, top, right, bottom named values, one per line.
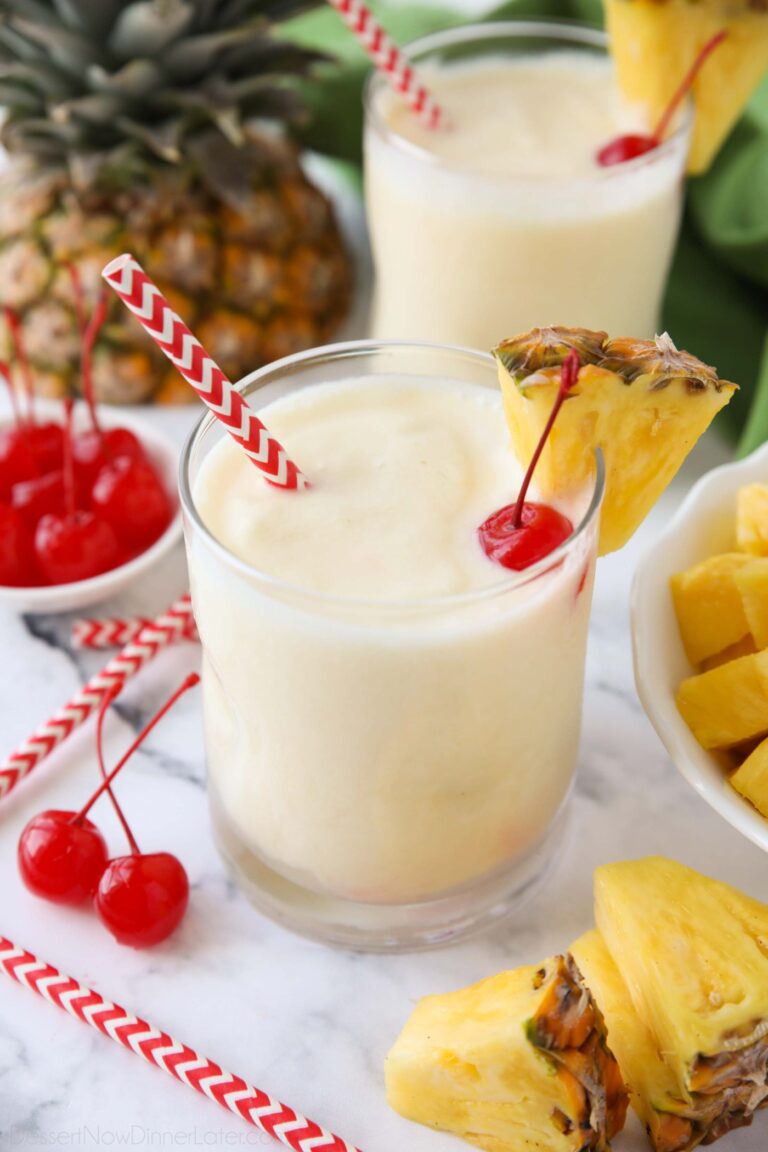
left=0, top=1, right=352, bottom=403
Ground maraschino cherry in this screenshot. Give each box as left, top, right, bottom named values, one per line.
left=596, top=31, right=727, bottom=166
left=34, top=399, right=121, bottom=584
left=0, top=503, right=34, bottom=586
left=479, top=350, right=579, bottom=571
left=18, top=673, right=199, bottom=944
left=90, top=677, right=196, bottom=947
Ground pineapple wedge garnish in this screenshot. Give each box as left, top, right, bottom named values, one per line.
left=731, top=736, right=768, bottom=818
left=495, top=328, right=736, bottom=555
left=572, top=930, right=706, bottom=1152
left=595, top=857, right=768, bottom=1132
left=385, top=954, right=628, bottom=1152
left=670, top=554, right=752, bottom=665
left=604, top=0, right=768, bottom=174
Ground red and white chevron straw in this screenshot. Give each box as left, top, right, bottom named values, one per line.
left=328, top=0, right=443, bottom=128
left=0, top=595, right=195, bottom=801
left=73, top=613, right=198, bottom=650
left=0, top=936, right=361, bottom=1152
left=102, top=255, right=308, bottom=491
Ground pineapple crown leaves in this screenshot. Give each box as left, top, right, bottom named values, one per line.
left=0, top=0, right=328, bottom=185
left=495, top=327, right=735, bottom=395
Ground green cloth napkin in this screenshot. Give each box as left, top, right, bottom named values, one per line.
left=286, top=1, right=768, bottom=450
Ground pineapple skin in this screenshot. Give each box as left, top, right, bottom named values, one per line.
left=571, top=931, right=699, bottom=1152
left=670, top=553, right=752, bottom=665
left=0, top=158, right=352, bottom=404
left=594, top=857, right=768, bottom=1097
left=604, top=0, right=768, bottom=174
left=385, top=956, right=627, bottom=1152
left=676, top=649, right=768, bottom=748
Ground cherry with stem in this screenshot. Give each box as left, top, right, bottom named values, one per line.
left=597, top=30, right=728, bottom=166
left=479, top=350, right=579, bottom=572
left=18, top=673, right=199, bottom=937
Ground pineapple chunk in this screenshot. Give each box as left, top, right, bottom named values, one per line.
left=700, top=634, right=757, bottom=671
left=571, top=931, right=703, bottom=1152
left=676, top=649, right=768, bottom=748
left=385, top=954, right=628, bottom=1152
left=604, top=0, right=768, bottom=174
left=731, top=735, right=768, bottom=818
left=595, top=857, right=768, bottom=1106
left=670, top=553, right=752, bottom=665
left=735, top=558, right=768, bottom=648
left=496, top=329, right=735, bottom=556
left=737, top=484, right=768, bottom=556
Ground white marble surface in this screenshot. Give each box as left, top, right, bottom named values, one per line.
left=0, top=164, right=766, bottom=1152
left=0, top=404, right=767, bottom=1152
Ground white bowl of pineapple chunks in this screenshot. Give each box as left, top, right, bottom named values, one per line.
left=632, top=441, right=768, bottom=854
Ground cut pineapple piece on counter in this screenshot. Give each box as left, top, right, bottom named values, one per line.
left=572, top=930, right=709, bottom=1152
left=701, top=634, right=757, bottom=671
left=595, top=857, right=768, bottom=1123
left=385, top=954, right=628, bottom=1152
left=495, top=328, right=736, bottom=556
left=676, top=649, right=768, bottom=747
left=670, top=553, right=752, bottom=665
left=735, top=558, right=768, bottom=648
left=737, top=485, right=768, bottom=556
left=731, top=736, right=768, bottom=818
left=604, top=0, right=768, bottom=174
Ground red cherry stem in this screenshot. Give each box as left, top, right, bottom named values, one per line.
left=68, top=264, right=87, bottom=337
left=653, top=30, right=728, bottom=144
left=0, top=358, right=21, bottom=427
left=5, top=308, right=35, bottom=427
left=61, top=397, right=76, bottom=519
left=74, top=673, right=200, bottom=826
left=81, top=288, right=108, bottom=439
left=95, top=685, right=140, bottom=855
left=511, top=350, right=580, bottom=528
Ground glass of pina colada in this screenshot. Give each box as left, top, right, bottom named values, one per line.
left=364, top=22, right=690, bottom=348
left=180, top=330, right=733, bottom=950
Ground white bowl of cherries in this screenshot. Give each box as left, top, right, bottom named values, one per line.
left=0, top=398, right=181, bottom=614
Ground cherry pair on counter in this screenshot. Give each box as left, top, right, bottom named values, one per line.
left=18, top=674, right=199, bottom=948
left=0, top=284, right=172, bottom=588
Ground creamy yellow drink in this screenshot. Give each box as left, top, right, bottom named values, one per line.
left=365, top=25, right=689, bottom=347
left=182, top=344, right=602, bottom=948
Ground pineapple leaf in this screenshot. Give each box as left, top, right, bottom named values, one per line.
left=54, top=93, right=124, bottom=127
left=5, top=14, right=101, bottom=74
left=87, top=60, right=164, bottom=99
left=0, top=79, right=41, bottom=108
left=163, top=25, right=272, bottom=81
left=116, top=115, right=182, bottom=162
left=109, top=2, right=196, bottom=62
left=0, top=59, right=72, bottom=98
left=50, top=0, right=126, bottom=38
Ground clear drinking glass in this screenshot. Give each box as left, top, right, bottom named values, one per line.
left=180, top=341, right=604, bottom=950
left=365, top=22, right=690, bottom=348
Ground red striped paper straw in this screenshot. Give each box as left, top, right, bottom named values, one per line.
left=73, top=613, right=198, bottom=650
left=0, top=595, right=194, bottom=801
left=328, top=0, right=443, bottom=128
left=0, top=936, right=361, bottom=1152
left=102, top=255, right=308, bottom=491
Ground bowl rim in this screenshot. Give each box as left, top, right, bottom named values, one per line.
left=0, top=404, right=183, bottom=610
left=630, top=440, right=768, bottom=853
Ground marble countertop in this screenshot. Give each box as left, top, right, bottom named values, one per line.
left=1, top=404, right=767, bottom=1152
